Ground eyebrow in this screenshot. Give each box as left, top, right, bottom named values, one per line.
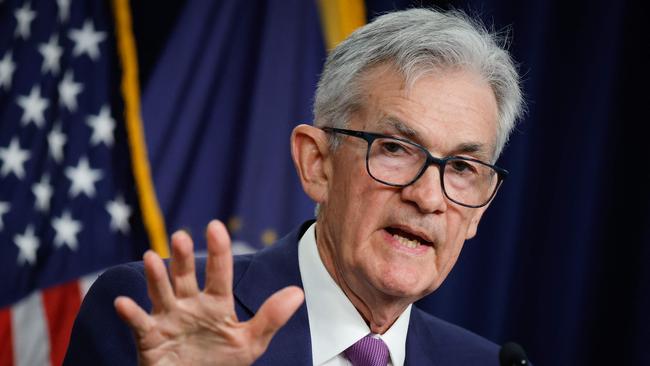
left=453, top=142, right=489, bottom=157
left=376, top=116, right=493, bottom=161
left=376, top=116, right=419, bottom=140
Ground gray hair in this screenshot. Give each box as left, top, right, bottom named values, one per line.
left=313, top=8, right=524, bottom=159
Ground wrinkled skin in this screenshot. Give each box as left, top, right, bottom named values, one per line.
left=114, top=221, right=304, bottom=366
left=115, top=65, right=499, bottom=365
left=292, top=65, right=498, bottom=333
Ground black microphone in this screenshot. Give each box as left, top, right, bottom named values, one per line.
left=499, top=342, right=529, bottom=366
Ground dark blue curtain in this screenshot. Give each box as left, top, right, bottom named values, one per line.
left=138, top=0, right=322, bottom=251
left=404, top=0, right=649, bottom=365
left=134, top=0, right=649, bottom=364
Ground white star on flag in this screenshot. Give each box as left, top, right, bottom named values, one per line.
left=65, top=157, right=102, bottom=198
left=106, top=196, right=132, bottom=234
left=0, top=138, right=30, bottom=179
left=16, top=86, right=49, bottom=128
left=1, top=1, right=154, bottom=360
left=32, top=175, right=53, bottom=212
left=57, top=0, right=71, bottom=22
left=14, top=3, right=36, bottom=39
left=52, top=211, right=82, bottom=251
left=38, top=35, right=63, bottom=75
left=58, top=70, right=83, bottom=112
left=68, top=20, right=106, bottom=60
left=86, top=105, right=115, bottom=146
left=48, top=122, right=67, bottom=163
left=0, top=201, right=9, bottom=231
left=0, top=51, right=16, bottom=90
left=14, top=225, right=40, bottom=265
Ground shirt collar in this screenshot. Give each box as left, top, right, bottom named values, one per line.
left=298, top=222, right=411, bottom=366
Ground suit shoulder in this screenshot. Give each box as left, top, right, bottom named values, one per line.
left=64, top=262, right=147, bottom=365
left=85, top=261, right=149, bottom=304
left=411, top=307, right=499, bottom=362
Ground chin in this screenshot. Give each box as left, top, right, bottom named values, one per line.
left=373, top=269, right=437, bottom=300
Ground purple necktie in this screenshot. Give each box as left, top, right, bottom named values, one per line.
left=344, top=334, right=390, bottom=366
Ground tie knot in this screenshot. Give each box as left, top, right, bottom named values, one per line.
left=344, top=334, right=390, bottom=366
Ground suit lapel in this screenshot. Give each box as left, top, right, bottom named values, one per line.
left=233, top=221, right=314, bottom=365
left=405, top=307, right=443, bottom=366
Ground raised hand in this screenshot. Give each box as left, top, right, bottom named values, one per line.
left=114, top=220, right=304, bottom=366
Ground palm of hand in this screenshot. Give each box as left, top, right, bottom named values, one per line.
left=114, top=221, right=304, bottom=366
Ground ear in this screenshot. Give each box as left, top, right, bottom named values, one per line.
left=465, top=204, right=489, bottom=239
left=290, top=124, right=331, bottom=204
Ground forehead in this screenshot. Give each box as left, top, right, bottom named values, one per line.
left=354, top=64, right=499, bottom=160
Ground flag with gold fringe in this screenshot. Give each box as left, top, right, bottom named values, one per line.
left=0, top=1, right=166, bottom=365
left=140, top=0, right=366, bottom=254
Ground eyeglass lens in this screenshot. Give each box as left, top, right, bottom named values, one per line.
left=367, top=137, right=498, bottom=206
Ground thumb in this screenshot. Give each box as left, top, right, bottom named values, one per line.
left=247, top=286, right=304, bottom=345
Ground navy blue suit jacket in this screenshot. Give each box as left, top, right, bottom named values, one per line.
left=64, top=221, right=500, bottom=365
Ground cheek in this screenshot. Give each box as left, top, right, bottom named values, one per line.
left=447, top=209, right=477, bottom=243
left=332, top=179, right=392, bottom=237
left=434, top=240, right=464, bottom=283
left=429, top=214, right=472, bottom=284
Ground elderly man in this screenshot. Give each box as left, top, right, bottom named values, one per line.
left=65, top=8, right=523, bottom=366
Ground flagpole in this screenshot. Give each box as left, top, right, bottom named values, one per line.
left=111, top=0, right=169, bottom=257
left=317, top=0, right=366, bottom=50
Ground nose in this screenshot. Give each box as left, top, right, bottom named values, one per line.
left=400, top=165, right=448, bottom=214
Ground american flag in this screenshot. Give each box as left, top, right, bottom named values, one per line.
left=0, top=1, right=158, bottom=365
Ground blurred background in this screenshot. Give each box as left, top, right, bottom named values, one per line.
left=1, top=0, right=647, bottom=365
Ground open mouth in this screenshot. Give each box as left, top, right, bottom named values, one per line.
left=385, top=227, right=433, bottom=249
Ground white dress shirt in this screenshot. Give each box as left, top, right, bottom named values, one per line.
left=298, top=223, right=412, bottom=366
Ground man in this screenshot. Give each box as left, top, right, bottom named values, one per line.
left=65, top=8, right=523, bottom=366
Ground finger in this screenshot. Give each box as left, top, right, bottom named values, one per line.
left=247, top=286, right=304, bottom=345
left=114, top=296, right=154, bottom=339
left=204, top=220, right=233, bottom=297
left=143, top=250, right=176, bottom=312
left=170, top=230, right=199, bottom=297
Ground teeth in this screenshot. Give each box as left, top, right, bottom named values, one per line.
left=392, top=234, right=421, bottom=248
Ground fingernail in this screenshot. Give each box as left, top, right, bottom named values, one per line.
left=171, top=229, right=190, bottom=242
left=143, top=250, right=154, bottom=260
left=205, top=219, right=221, bottom=235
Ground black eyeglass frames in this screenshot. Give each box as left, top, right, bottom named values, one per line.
left=322, top=127, right=508, bottom=208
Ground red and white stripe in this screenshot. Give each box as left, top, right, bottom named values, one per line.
left=0, top=272, right=101, bottom=366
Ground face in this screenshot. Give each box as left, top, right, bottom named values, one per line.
left=316, top=65, right=499, bottom=309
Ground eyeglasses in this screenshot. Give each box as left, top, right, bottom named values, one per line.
left=322, top=127, right=508, bottom=208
